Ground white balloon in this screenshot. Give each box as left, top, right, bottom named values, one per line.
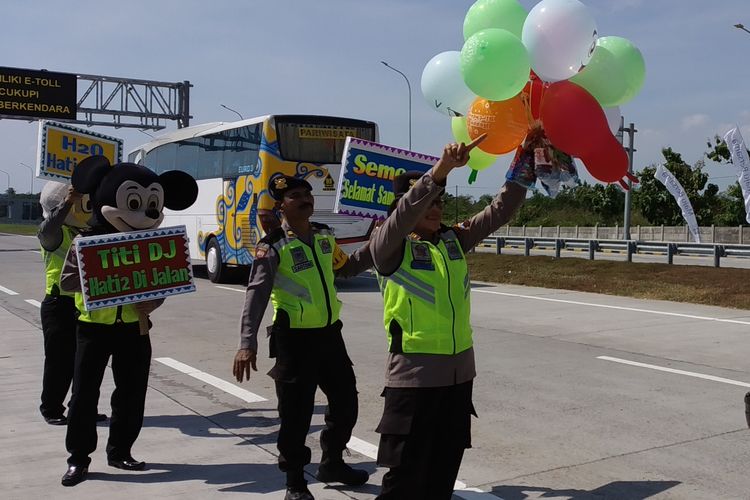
left=420, top=51, right=476, bottom=116
left=521, top=0, right=598, bottom=82
left=603, top=106, right=622, bottom=136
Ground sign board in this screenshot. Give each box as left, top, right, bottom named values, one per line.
left=0, top=67, right=76, bottom=120
left=76, top=225, right=195, bottom=311
left=37, top=121, right=123, bottom=182
left=333, top=138, right=439, bottom=220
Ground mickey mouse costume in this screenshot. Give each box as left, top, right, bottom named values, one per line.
left=58, top=156, right=197, bottom=486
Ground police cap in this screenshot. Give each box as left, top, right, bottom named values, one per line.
left=269, top=175, right=313, bottom=201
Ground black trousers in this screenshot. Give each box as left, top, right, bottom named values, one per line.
left=65, top=321, right=151, bottom=467
left=39, top=294, right=77, bottom=418
left=375, top=380, right=475, bottom=500
left=269, top=320, right=358, bottom=485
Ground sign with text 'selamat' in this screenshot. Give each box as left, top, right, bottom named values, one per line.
left=76, top=226, right=195, bottom=311
left=0, top=67, right=76, bottom=120
left=334, top=137, right=439, bottom=220
left=37, top=121, right=123, bottom=182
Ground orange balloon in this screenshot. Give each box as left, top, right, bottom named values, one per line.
left=466, top=95, right=529, bottom=155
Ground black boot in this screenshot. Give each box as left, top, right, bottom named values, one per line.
left=284, top=484, right=314, bottom=500
left=61, top=465, right=88, bottom=486
left=285, top=469, right=314, bottom=500
left=316, top=455, right=368, bottom=486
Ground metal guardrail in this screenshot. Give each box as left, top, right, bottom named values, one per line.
left=479, top=236, right=750, bottom=267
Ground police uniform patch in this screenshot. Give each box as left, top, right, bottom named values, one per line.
left=444, top=240, right=463, bottom=260
left=410, top=242, right=434, bottom=270
left=318, top=238, right=332, bottom=254
left=290, top=246, right=313, bottom=272
left=332, top=243, right=349, bottom=270
left=255, top=242, right=270, bottom=259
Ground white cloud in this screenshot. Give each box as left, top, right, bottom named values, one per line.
left=681, top=114, right=710, bottom=130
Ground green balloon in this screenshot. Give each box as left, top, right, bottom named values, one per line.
left=569, top=43, right=628, bottom=108
left=460, top=28, right=530, bottom=102
left=600, top=36, right=645, bottom=105
left=451, top=117, right=497, bottom=171
left=463, top=0, right=528, bottom=40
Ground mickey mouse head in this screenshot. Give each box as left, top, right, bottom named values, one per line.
left=72, top=156, right=198, bottom=233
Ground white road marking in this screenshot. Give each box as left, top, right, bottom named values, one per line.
left=597, top=356, right=750, bottom=388
left=343, top=436, right=490, bottom=496
left=154, top=357, right=267, bottom=403
left=473, top=289, right=750, bottom=325
left=0, top=285, right=19, bottom=296
left=25, top=299, right=41, bottom=308
left=215, top=285, right=245, bottom=293
left=157, top=357, right=497, bottom=497
left=31, top=250, right=42, bottom=255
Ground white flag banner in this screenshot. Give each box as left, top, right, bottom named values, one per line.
left=655, top=165, right=701, bottom=243
left=722, top=127, right=750, bottom=224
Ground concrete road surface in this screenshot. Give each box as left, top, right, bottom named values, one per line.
left=1, top=232, right=749, bottom=499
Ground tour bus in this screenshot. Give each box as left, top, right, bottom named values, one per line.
left=127, top=114, right=378, bottom=283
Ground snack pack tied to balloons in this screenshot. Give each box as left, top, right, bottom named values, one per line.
left=506, top=127, right=579, bottom=197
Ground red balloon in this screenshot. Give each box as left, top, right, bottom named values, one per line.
left=522, top=71, right=546, bottom=121
left=540, top=81, right=636, bottom=188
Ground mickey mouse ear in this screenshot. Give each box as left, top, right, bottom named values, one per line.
left=71, top=156, right=111, bottom=194
left=159, top=170, right=198, bottom=210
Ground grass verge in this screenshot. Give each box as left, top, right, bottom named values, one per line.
left=467, top=253, right=750, bottom=310
left=0, top=223, right=38, bottom=236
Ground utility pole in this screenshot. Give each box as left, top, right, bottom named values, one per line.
left=620, top=119, right=637, bottom=240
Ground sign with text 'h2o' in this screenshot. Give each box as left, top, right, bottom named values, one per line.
left=334, top=138, right=439, bottom=220
left=0, top=67, right=76, bottom=120
left=76, top=226, right=195, bottom=311
left=37, top=121, right=123, bottom=182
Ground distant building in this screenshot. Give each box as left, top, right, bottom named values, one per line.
left=0, top=194, right=42, bottom=223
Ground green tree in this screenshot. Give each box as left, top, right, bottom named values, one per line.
left=634, top=148, right=720, bottom=225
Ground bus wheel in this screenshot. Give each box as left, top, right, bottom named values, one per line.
left=206, top=238, right=226, bottom=283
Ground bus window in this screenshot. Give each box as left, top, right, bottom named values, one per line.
left=276, top=120, right=376, bottom=163
left=176, top=140, right=200, bottom=179
left=199, top=134, right=225, bottom=180
left=222, top=124, right=262, bottom=179
left=155, top=143, right=178, bottom=174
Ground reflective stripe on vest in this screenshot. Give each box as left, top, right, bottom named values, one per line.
left=42, top=226, right=76, bottom=296
left=378, top=229, right=472, bottom=355
left=270, top=229, right=341, bottom=329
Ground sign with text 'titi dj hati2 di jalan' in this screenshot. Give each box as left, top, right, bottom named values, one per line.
left=334, top=138, right=439, bottom=220
left=37, top=121, right=123, bottom=182
left=0, top=67, right=77, bottom=120
left=76, top=226, right=195, bottom=311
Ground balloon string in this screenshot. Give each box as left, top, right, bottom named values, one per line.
left=520, top=92, right=534, bottom=128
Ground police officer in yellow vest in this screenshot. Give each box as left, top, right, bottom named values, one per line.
left=37, top=182, right=106, bottom=425
left=369, top=135, right=529, bottom=499
left=233, top=175, right=372, bottom=500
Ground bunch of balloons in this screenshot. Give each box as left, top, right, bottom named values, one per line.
left=420, top=0, right=644, bottom=189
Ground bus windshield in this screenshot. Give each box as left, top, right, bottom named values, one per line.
left=275, top=116, right=376, bottom=163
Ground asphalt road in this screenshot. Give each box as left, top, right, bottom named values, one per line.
left=2, top=232, right=749, bottom=499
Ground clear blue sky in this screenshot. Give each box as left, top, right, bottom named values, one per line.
left=1, top=0, right=747, bottom=197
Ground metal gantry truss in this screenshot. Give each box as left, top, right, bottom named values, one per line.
left=75, top=73, right=191, bottom=130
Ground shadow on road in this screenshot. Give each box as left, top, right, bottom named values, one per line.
left=492, top=480, right=681, bottom=499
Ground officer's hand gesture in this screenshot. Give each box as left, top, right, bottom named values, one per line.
left=432, top=134, right=487, bottom=183
left=65, top=186, right=83, bottom=204
left=233, top=348, right=257, bottom=382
